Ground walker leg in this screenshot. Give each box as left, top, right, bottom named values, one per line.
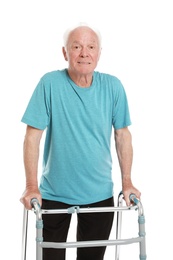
left=36, top=218, right=43, bottom=260
left=138, top=215, right=147, bottom=260
left=115, top=192, right=123, bottom=260
left=21, top=207, right=28, bottom=260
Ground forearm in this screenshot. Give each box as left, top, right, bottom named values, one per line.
left=114, top=128, right=141, bottom=205
left=23, top=134, right=40, bottom=188
left=20, top=126, right=43, bottom=209
left=23, top=126, right=43, bottom=187
left=114, top=128, right=133, bottom=188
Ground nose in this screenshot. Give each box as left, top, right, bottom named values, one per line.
left=80, top=47, right=89, bottom=57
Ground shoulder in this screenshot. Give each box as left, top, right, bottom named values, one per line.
left=95, top=71, right=122, bottom=84
left=40, top=69, right=66, bottom=84
left=94, top=71, right=124, bottom=91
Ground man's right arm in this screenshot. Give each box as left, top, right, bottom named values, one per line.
left=20, top=125, right=44, bottom=210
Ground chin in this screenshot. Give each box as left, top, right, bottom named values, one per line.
left=77, top=66, right=95, bottom=74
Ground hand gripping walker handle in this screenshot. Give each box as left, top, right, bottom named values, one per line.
left=129, top=193, right=139, bottom=205
left=30, top=198, right=40, bottom=210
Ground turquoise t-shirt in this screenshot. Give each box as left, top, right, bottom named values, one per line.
left=21, top=69, right=131, bottom=205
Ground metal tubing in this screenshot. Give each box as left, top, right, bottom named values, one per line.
left=21, top=207, right=28, bottom=260
left=36, top=215, right=42, bottom=259
left=31, top=199, right=43, bottom=260
left=41, top=205, right=137, bottom=215
left=115, top=192, right=124, bottom=260
left=23, top=194, right=146, bottom=260
left=41, top=237, right=143, bottom=249
left=138, top=215, right=147, bottom=260
left=115, top=192, right=147, bottom=260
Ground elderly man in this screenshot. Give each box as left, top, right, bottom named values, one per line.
left=20, top=24, right=141, bottom=260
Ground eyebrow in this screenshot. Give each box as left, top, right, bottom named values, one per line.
left=71, top=41, right=80, bottom=45
left=71, top=40, right=97, bottom=45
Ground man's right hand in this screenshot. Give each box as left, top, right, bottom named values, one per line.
left=20, top=187, right=42, bottom=210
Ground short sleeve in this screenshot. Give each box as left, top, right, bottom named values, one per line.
left=112, top=80, right=131, bottom=129
left=21, top=78, right=50, bottom=130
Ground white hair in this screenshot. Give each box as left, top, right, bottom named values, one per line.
left=63, top=22, right=102, bottom=50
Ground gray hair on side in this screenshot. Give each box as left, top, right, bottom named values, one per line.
left=63, top=22, right=102, bottom=50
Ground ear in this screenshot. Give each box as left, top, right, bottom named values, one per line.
left=62, top=47, right=68, bottom=61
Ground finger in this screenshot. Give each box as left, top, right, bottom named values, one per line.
left=124, top=195, right=130, bottom=206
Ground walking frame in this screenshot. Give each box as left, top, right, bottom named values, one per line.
left=21, top=192, right=147, bottom=260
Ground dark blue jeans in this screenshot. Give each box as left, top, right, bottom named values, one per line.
left=42, top=197, right=114, bottom=260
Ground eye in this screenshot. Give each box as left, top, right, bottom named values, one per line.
left=72, top=45, right=81, bottom=50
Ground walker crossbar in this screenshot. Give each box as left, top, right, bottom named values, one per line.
left=40, top=237, right=143, bottom=249
left=41, top=205, right=138, bottom=215
left=21, top=192, right=147, bottom=260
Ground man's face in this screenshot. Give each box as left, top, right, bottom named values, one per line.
left=63, top=26, right=101, bottom=76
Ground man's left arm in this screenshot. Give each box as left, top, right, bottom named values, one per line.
left=114, top=127, right=141, bottom=205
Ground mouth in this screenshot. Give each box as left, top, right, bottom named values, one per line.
left=77, top=62, right=91, bottom=65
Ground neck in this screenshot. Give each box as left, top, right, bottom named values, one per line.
left=67, top=70, right=93, bottom=88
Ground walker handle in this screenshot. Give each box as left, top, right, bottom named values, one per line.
left=30, top=198, right=42, bottom=220
left=30, top=198, right=40, bottom=209
left=129, top=193, right=139, bottom=205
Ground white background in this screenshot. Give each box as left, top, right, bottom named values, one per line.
left=0, top=0, right=173, bottom=259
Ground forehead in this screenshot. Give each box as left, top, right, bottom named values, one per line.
left=68, top=27, right=99, bottom=45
